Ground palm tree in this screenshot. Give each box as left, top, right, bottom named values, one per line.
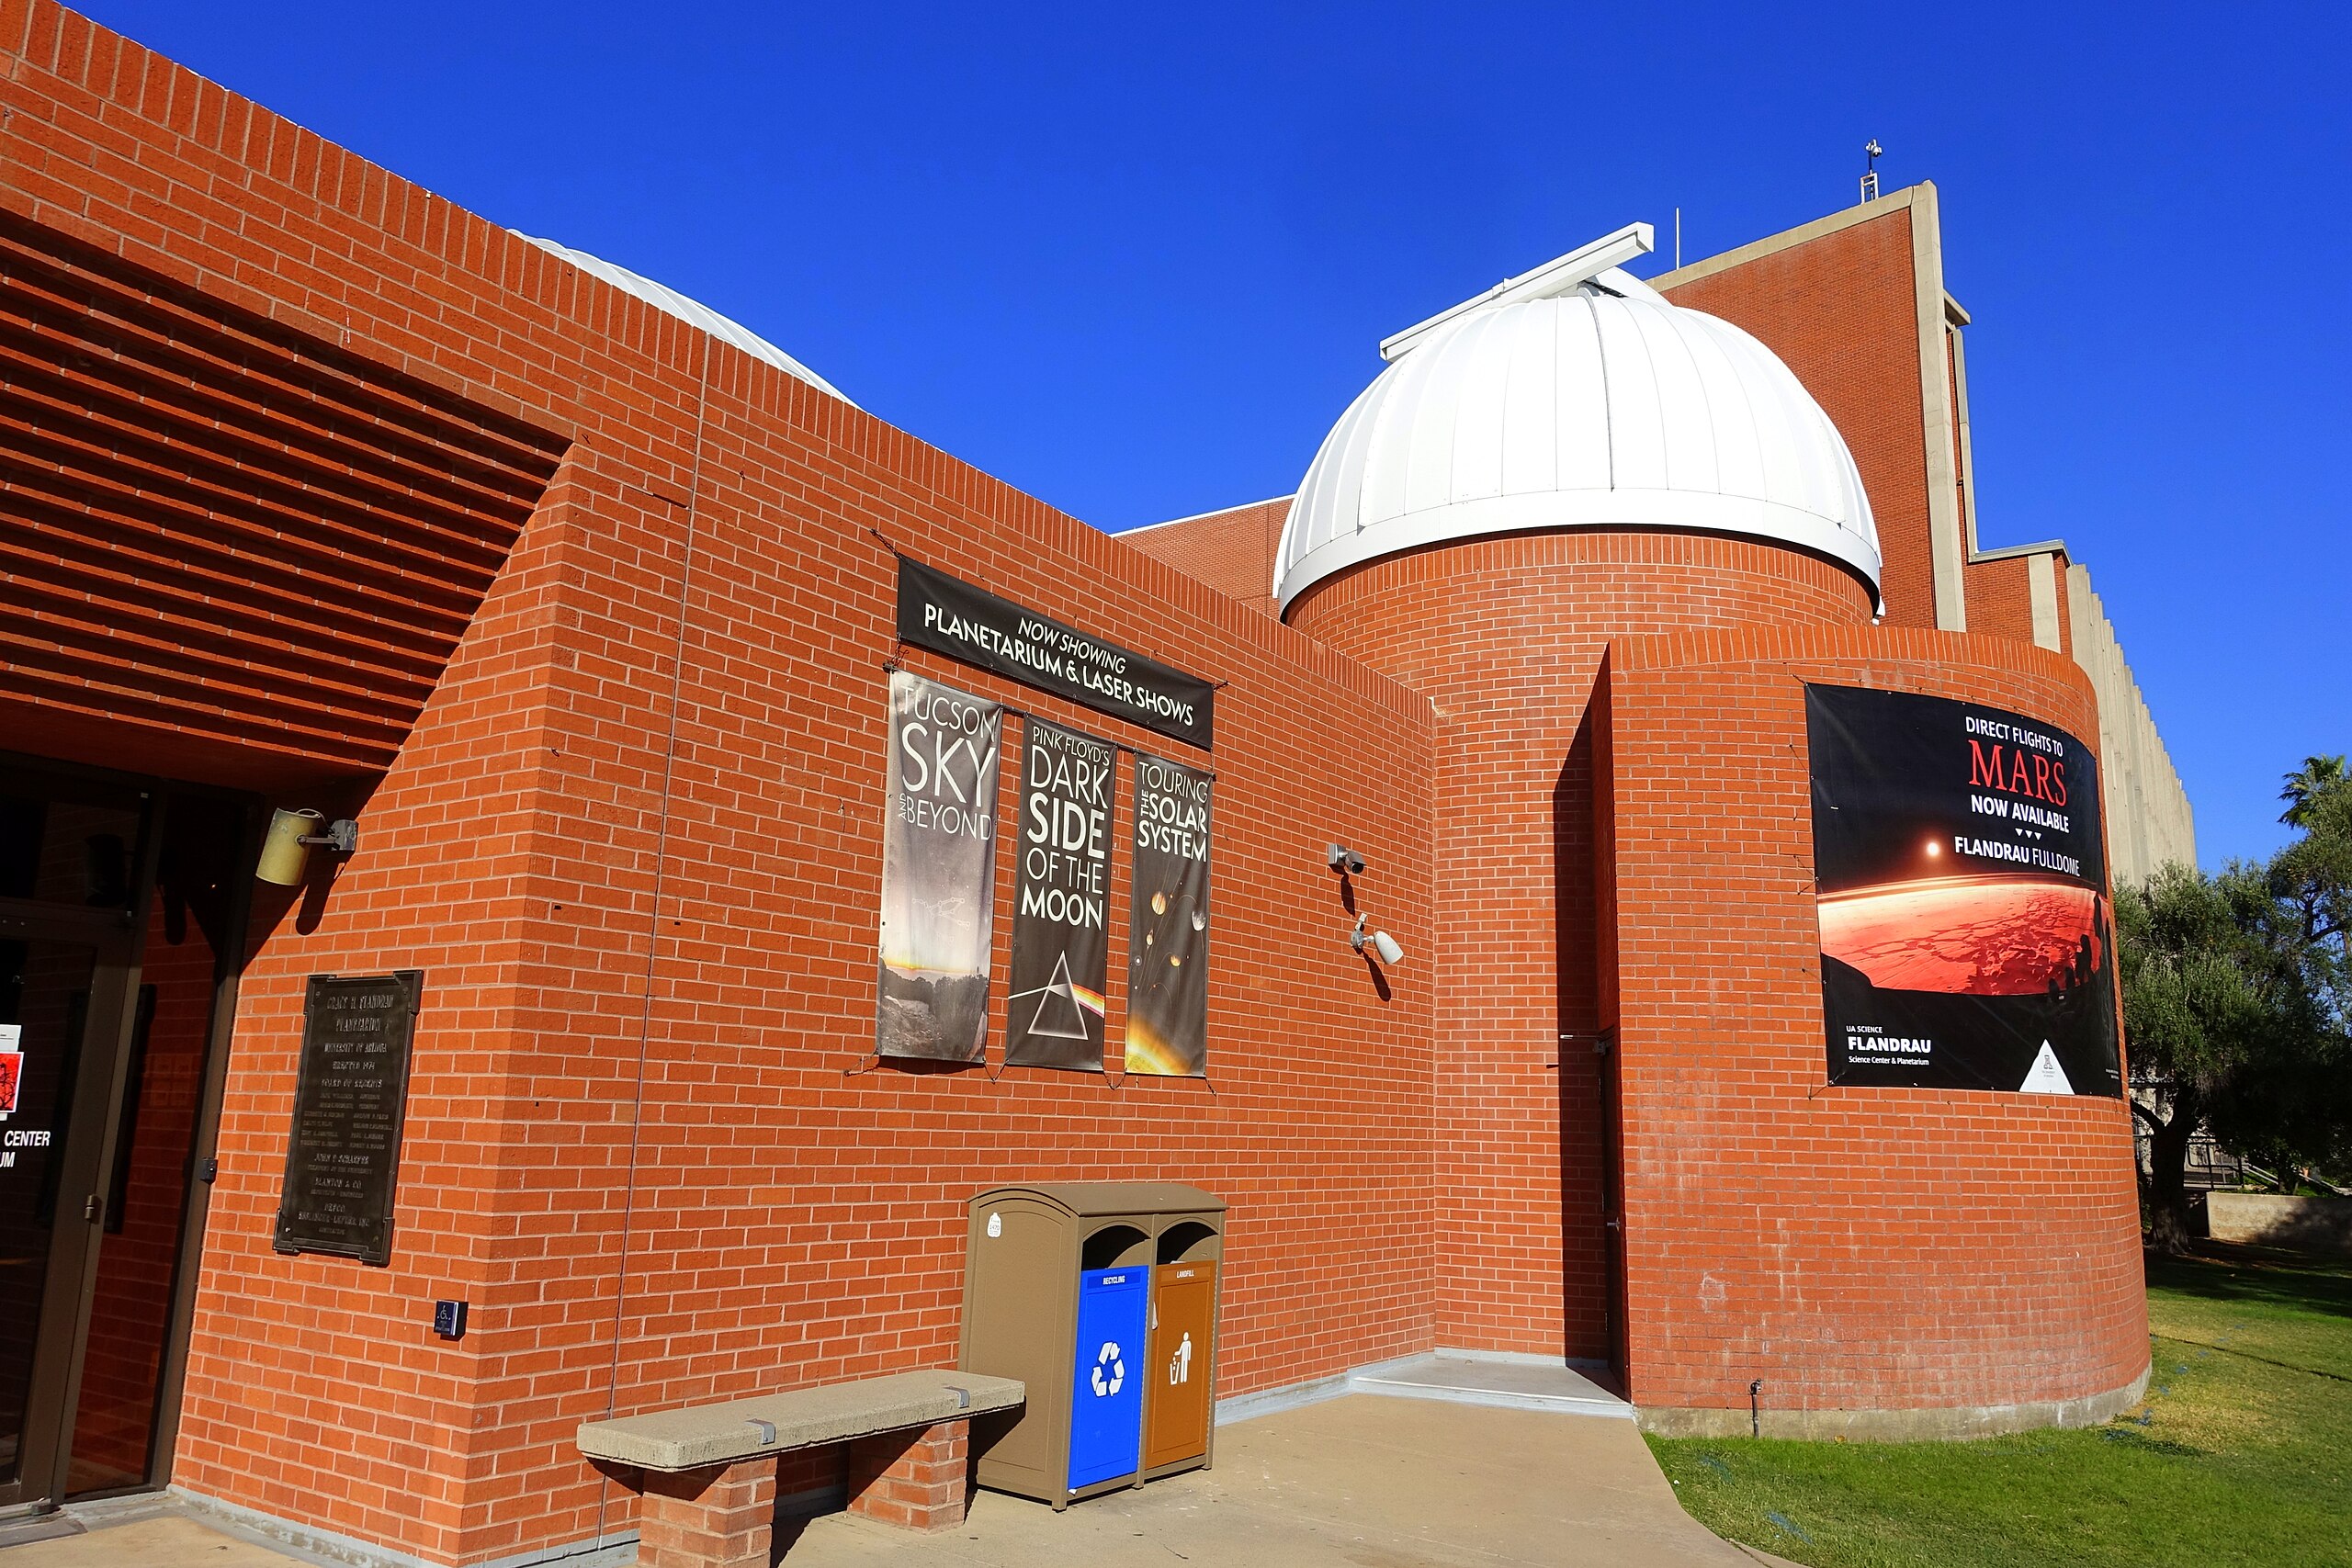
left=2279, top=754, right=2346, bottom=828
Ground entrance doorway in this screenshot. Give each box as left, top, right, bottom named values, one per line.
left=0, top=763, right=251, bottom=1513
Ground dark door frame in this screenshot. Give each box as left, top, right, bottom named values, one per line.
left=0, top=756, right=261, bottom=1515
left=135, top=795, right=263, bottom=1501
left=0, top=891, right=150, bottom=1514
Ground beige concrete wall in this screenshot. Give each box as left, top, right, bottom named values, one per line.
left=2067, top=564, right=2198, bottom=885
left=2207, top=1192, right=2352, bottom=1258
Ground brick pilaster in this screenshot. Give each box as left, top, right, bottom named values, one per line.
left=845, top=1418, right=971, bottom=1532
left=635, top=1460, right=776, bottom=1568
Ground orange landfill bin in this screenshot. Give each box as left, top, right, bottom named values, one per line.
left=1143, top=1260, right=1217, bottom=1471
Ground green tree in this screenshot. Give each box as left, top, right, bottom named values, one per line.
left=2264, top=760, right=2352, bottom=1173
left=2122, top=758, right=2352, bottom=1249
left=2278, top=752, right=2347, bottom=829
left=2118, top=863, right=2303, bottom=1250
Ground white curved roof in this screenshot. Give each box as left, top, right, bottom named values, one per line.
left=515, top=233, right=854, bottom=405
left=1276, top=237, right=1879, bottom=613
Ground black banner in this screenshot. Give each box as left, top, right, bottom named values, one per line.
left=1007, top=719, right=1116, bottom=1070
left=274, top=971, right=422, bottom=1266
left=896, top=557, right=1215, bottom=751
left=1125, top=754, right=1212, bottom=1077
left=877, top=672, right=1004, bottom=1062
left=1806, top=684, right=2120, bottom=1097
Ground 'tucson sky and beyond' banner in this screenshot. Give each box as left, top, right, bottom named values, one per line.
left=876, top=672, right=1003, bottom=1063
left=1125, top=753, right=1212, bottom=1077
left=1805, top=684, right=2120, bottom=1097
left=1007, top=718, right=1115, bottom=1070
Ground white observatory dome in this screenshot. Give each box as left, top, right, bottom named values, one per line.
left=1275, top=226, right=1878, bottom=614
left=515, top=233, right=854, bottom=405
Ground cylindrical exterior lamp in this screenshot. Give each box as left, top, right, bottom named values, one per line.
left=256, top=807, right=324, bottom=886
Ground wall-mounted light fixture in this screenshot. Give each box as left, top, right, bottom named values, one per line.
left=1351, top=912, right=1404, bottom=967
left=1326, top=843, right=1365, bottom=875
left=255, top=807, right=360, bottom=886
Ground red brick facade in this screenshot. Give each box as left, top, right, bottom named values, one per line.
left=1286, top=535, right=1874, bottom=1360
left=1660, top=206, right=1945, bottom=631
left=2, top=8, right=1436, bottom=1559
left=1122, top=498, right=1289, bottom=619
left=1603, top=626, right=2143, bottom=1423
left=0, top=6, right=2146, bottom=1562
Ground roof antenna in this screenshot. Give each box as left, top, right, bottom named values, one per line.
left=1674, top=207, right=1682, bottom=269
left=1860, top=140, right=1883, bottom=203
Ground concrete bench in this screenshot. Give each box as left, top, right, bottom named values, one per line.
left=579, top=1371, right=1024, bottom=1567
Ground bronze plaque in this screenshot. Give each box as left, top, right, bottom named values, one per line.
left=272, top=971, right=422, bottom=1266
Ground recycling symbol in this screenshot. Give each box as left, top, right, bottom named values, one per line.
left=1090, top=1340, right=1125, bottom=1397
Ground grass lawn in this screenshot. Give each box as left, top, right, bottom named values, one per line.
left=1645, top=1242, right=2352, bottom=1567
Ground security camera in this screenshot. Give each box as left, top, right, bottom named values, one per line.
left=1327, top=843, right=1365, bottom=875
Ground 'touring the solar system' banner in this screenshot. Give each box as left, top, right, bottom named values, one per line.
left=1124, top=753, right=1212, bottom=1077
left=1007, top=717, right=1116, bottom=1071
left=1805, top=683, right=2120, bottom=1097
left=876, top=672, right=1003, bottom=1063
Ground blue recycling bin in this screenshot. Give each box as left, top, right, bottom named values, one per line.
left=1067, top=1266, right=1149, bottom=1488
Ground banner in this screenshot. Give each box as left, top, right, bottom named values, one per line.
left=876, top=672, right=1004, bottom=1062
left=896, top=556, right=1215, bottom=751
left=1124, top=753, right=1212, bottom=1077
left=1805, top=683, right=2120, bottom=1097
left=1007, top=718, right=1116, bottom=1069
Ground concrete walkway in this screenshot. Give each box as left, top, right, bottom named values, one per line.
left=0, top=1511, right=295, bottom=1567
left=1346, top=1350, right=1636, bottom=1419
left=2, top=1393, right=1793, bottom=1568
left=780, top=1394, right=1776, bottom=1567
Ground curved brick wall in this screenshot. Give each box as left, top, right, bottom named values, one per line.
left=1287, top=531, right=1872, bottom=1360
left=1603, top=626, right=2147, bottom=1433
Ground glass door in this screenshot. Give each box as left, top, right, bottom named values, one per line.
left=0, top=909, right=134, bottom=1513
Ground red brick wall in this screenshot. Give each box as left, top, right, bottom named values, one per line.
left=1962, top=551, right=2073, bottom=657
left=1964, top=553, right=2037, bottom=645
left=0, top=8, right=1438, bottom=1562
left=1663, top=209, right=1939, bottom=631
left=1600, top=625, right=2145, bottom=1416
left=1286, top=533, right=1871, bottom=1359
left=1119, top=498, right=1289, bottom=619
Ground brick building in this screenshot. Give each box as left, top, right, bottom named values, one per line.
left=0, top=6, right=2190, bottom=1562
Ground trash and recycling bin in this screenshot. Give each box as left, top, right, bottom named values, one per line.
left=961, top=1182, right=1226, bottom=1508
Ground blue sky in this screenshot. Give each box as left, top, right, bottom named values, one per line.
left=77, top=2, right=2348, bottom=869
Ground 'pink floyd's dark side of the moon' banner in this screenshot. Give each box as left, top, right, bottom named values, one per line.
left=876, top=672, right=1003, bottom=1063
left=1007, top=718, right=1115, bottom=1071
left=1805, top=684, right=2120, bottom=1097
left=1124, top=753, right=1211, bottom=1077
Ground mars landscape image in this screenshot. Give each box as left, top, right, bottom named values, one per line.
left=1815, top=874, right=2108, bottom=996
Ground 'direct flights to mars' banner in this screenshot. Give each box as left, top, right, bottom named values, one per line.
left=1805, top=683, right=2120, bottom=1098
